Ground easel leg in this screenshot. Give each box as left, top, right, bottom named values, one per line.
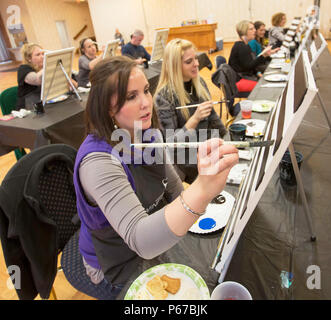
left=288, top=143, right=316, bottom=241
left=317, top=91, right=331, bottom=132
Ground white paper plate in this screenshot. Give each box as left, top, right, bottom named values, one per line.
left=271, top=52, right=285, bottom=59
left=124, top=263, right=210, bottom=300
left=268, top=63, right=284, bottom=69
left=235, top=119, right=266, bottom=137
left=227, top=163, right=249, bottom=185
left=264, top=74, right=288, bottom=82
left=47, top=94, right=69, bottom=104
left=189, top=191, right=235, bottom=234
left=252, top=100, right=275, bottom=113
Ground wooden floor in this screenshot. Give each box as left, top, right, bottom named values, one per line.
left=1, top=41, right=330, bottom=300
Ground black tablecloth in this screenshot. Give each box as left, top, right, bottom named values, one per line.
left=117, top=48, right=331, bottom=300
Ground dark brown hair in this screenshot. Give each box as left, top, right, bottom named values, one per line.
left=85, top=55, right=159, bottom=146
left=254, top=21, right=266, bottom=45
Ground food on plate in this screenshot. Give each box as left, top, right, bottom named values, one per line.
left=135, top=288, right=152, bottom=300
left=146, top=275, right=168, bottom=300
left=161, top=275, right=181, bottom=294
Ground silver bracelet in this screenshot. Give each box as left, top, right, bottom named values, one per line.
left=179, top=191, right=205, bottom=217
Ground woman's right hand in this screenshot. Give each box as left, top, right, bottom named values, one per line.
left=192, top=100, right=213, bottom=122
left=261, top=45, right=273, bottom=57
left=195, top=138, right=239, bottom=203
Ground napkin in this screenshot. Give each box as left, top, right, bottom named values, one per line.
left=11, top=109, right=32, bottom=118
left=261, top=83, right=287, bottom=88
left=77, top=87, right=91, bottom=93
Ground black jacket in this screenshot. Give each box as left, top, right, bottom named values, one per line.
left=211, top=64, right=241, bottom=116
left=0, top=144, right=77, bottom=299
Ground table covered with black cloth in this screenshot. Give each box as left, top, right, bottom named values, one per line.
left=0, top=67, right=163, bottom=155
left=118, top=48, right=331, bottom=300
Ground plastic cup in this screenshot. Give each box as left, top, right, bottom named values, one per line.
left=240, top=100, right=253, bottom=119
left=228, top=123, right=246, bottom=141
left=279, top=150, right=303, bottom=187
left=211, top=281, right=252, bottom=300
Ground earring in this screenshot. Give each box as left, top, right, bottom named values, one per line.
left=112, top=118, right=118, bottom=129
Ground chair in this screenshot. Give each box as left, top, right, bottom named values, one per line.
left=215, top=55, right=227, bottom=69
left=61, top=230, right=119, bottom=300
left=211, top=64, right=250, bottom=127
left=0, top=143, right=119, bottom=300
left=0, top=86, right=27, bottom=160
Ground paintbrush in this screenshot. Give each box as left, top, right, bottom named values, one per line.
left=176, top=100, right=229, bottom=110
left=131, top=140, right=274, bottom=149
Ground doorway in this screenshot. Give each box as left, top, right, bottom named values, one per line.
left=56, top=20, right=71, bottom=48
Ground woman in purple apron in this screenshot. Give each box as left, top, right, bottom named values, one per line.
left=73, top=55, right=239, bottom=299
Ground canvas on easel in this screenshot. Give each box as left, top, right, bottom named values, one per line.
left=307, top=32, right=328, bottom=67
left=40, top=47, right=80, bottom=105
left=150, top=29, right=169, bottom=64
left=212, top=49, right=318, bottom=283
left=102, top=39, right=120, bottom=59
left=280, top=17, right=301, bottom=51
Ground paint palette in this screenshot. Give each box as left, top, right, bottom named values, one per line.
left=189, top=191, right=235, bottom=234
left=47, top=94, right=69, bottom=104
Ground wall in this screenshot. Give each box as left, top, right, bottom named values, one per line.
left=0, top=0, right=95, bottom=51
left=0, top=0, right=37, bottom=48
left=88, top=0, right=330, bottom=47
left=320, top=0, right=331, bottom=38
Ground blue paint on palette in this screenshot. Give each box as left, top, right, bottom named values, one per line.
left=199, top=218, right=216, bottom=230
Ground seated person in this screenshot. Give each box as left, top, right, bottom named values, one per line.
left=248, top=21, right=267, bottom=57
left=114, top=28, right=125, bottom=46
left=17, top=43, right=78, bottom=109
left=154, top=39, right=227, bottom=184
left=229, top=20, right=277, bottom=92
left=249, top=21, right=271, bottom=73
left=77, top=38, right=104, bottom=87
left=16, top=43, right=44, bottom=110
left=268, top=12, right=287, bottom=48
left=121, top=29, right=150, bottom=65
left=73, top=55, right=238, bottom=299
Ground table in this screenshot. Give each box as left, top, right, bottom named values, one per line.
left=223, top=49, right=331, bottom=299
left=0, top=65, right=165, bottom=155
left=0, top=94, right=87, bottom=155
left=118, top=47, right=331, bottom=300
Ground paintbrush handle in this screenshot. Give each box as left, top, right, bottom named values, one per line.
left=131, top=141, right=273, bottom=148
left=175, top=101, right=225, bottom=110
left=132, top=141, right=251, bottom=148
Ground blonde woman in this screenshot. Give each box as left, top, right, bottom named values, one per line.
left=16, top=43, right=44, bottom=109
left=269, top=12, right=287, bottom=48
left=154, top=38, right=227, bottom=183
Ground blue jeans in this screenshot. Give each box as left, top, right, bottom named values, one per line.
left=94, top=278, right=124, bottom=300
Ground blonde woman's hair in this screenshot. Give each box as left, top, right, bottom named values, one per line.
left=236, top=20, right=253, bottom=39
left=21, top=43, right=43, bottom=70
left=154, top=38, right=210, bottom=120
left=272, top=12, right=286, bottom=26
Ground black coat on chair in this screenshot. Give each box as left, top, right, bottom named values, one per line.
left=0, top=144, right=79, bottom=299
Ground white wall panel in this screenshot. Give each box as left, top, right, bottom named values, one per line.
left=88, top=0, right=330, bottom=46
left=196, top=0, right=250, bottom=41
left=320, top=0, right=331, bottom=38
left=251, top=0, right=313, bottom=29
left=88, top=0, right=146, bottom=45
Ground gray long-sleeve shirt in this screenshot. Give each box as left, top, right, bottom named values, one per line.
left=269, top=27, right=285, bottom=47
